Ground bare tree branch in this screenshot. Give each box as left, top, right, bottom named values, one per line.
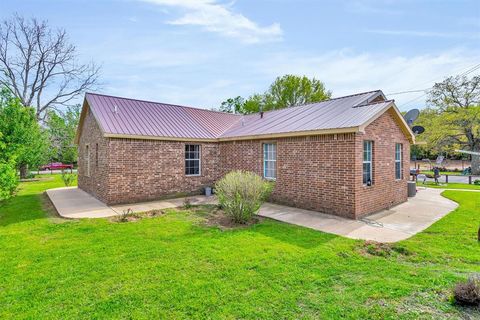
left=0, top=13, right=100, bottom=120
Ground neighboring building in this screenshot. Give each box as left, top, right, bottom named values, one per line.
left=75, top=90, right=414, bottom=219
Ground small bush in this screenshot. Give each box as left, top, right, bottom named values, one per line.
left=0, top=161, right=18, bottom=201
left=474, top=179, right=480, bottom=186
left=454, top=277, right=480, bottom=306
left=215, top=170, right=274, bottom=224
left=183, top=197, right=192, bottom=209
left=117, top=208, right=134, bottom=223
left=61, top=172, right=77, bottom=187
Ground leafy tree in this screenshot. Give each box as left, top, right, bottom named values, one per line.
left=0, top=14, right=100, bottom=121
left=218, top=75, right=331, bottom=114
left=263, top=75, right=331, bottom=110
left=46, top=105, right=80, bottom=164
left=219, top=96, right=245, bottom=113
left=0, top=88, right=48, bottom=179
left=427, top=75, right=480, bottom=174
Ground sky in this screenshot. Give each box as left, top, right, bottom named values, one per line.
left=1, top=0, right=479, bottom=111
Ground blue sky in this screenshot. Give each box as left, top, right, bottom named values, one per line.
left=2, top=0, right=479, bottom=111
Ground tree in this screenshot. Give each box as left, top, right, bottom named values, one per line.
left=219, top=96, right=245, bottom=113
left=0, top=14, right=100, bottom=121
left=264, top=75, right=331, bottom=110
left=46, top=105, right=80, bottom=164
left=218, top=75, right=331, bottom=114
left=0, top=88, right=48, bottom=179
left=427, top=75, right=480, bottom=174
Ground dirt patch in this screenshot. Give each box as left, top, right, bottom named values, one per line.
left=41, top=192, right=68, bottom=223
left=200, top=206, right=263, bottom=230
left=359, top=241, right=413, bottom=258
left=111, top=209, right=165, bottom=223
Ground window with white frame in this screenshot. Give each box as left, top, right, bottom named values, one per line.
left=263, top=143, right=277, bottom=180
left=185, top=144, right=201, bottom=176
left=395, top=143, right=403, bottom=180
left=363, top=141, right=373, bottom=185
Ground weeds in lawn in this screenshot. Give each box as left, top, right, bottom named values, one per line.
left=183, top=197, right=192, bottom=209
left=116, top=208, right=135, bottom=222
left=454, top=276, right=480, bottom=306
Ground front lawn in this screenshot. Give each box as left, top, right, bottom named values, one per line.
left=1, top=176, right=479, bottom=319
left=420, top=170, right=463, bottom=176
left=417, top=181, right=480, bottom=190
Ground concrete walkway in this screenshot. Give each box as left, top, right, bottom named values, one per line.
left=258, top=188, right=458, bottom=242
left=47, top=187, right=460, bottom=242
left=46, top=187, right=216, bottom=219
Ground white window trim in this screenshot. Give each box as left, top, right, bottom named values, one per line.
left=185, top=144, right=201, bottom=177
left=363, top=140, right=373, bottom=186
left=263, top=143, right=277, bottom=180
left=395, top=143, right=403, bottom=180
left=85, top=144, right=90, bottom=177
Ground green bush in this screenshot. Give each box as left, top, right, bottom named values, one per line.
left=0, top=161, right=18, bottom=201
left=474, top=179, right=480, bottom=186
left=215, top=170, right=274, bottom=224
left=61, top=172, right=77, bottom=187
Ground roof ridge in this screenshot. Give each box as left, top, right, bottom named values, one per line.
left=248, top=90, right=383, bottom=116
left=85, top=92, right=242, bottom=116
left=352, top=99, right=394, bottom=108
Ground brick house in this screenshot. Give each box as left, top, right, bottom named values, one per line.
left=75, top=90, right=414, bottom=219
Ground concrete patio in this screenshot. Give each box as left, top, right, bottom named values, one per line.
left=258, top=187, right=458, bottom=242
left=46, top=186, right=458, bottom=243
left=46, top=187, right=216, bottom=219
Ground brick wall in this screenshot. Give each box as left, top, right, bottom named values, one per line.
left=354, top=109, right=410, bottom=217
left=219, top=134, right=357, bottom=218
left=77, top=108, right=110, bottom=202
left=105, top=139, right=219, bottom=204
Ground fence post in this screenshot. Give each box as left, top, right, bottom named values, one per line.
left=469, top=176, right=472, bottom=185
left=446, top=174, right=448, bottom=183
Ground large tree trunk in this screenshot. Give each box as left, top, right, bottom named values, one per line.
left=472, top=154, right=480, bottom=175
left=19, top=163, right=29, bottom=179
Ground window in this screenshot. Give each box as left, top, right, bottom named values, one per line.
left=185, top=144, right=200, bottom=176
left=395, top=143, right=403, bottom=180
left=95, top=143, right=99, bottom=168
left=85, top=144, right=90, bottom=177
left=363, top=141, right=373, bottom=186
left=263, top=143, right=277, bottom=180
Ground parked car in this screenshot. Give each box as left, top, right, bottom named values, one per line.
left=40, top=162, right=74, bottom=171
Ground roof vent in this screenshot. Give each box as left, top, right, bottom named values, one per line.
left=113, top=105, right=118, bottom=114
left=241, top=118, right=245, bottom=126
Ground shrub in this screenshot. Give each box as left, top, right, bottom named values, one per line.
left=474, top=179, right=480, bottom=186
left=61, top=172, right=76, bottom=187
left=454, top=277, right=480, bottom=306
left=117, top=208, right=134, bottom=223
left=183, top=197, right=192, bottom=209
left=0, top=161, right=18, bottom=201
left=215, top=170, right=273, bottom=224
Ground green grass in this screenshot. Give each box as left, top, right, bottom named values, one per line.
left=1, top=176, right=479, bottom=319
left=420, top=171, right=464, bottom=176
left=417, top=181, right=480, bottom=190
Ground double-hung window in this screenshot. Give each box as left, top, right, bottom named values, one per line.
left=85, top=144, right=90, bottom=177
left=363, top=141, right=373, bottom=186
left=263, top=143, right=276, bottom=180
left=395, top=143, right=403, bottom=180
left=185, top=144, right=201, bottom=176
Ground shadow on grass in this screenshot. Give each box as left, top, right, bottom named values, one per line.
left=0, top=193, right=55, bottom=227
left=250, top=218, right=339, bottom=249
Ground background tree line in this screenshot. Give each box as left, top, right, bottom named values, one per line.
left=0, top=14, right=97, bottom=200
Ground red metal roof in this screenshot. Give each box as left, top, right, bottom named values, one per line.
left=86, top=93, right=241, bottom=139
left=81, top=90, right=410, bottom=141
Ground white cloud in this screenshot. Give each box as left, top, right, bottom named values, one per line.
left=139, top=0, right=282, bottom=43
left=249, top=48, right=480, bottom=110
